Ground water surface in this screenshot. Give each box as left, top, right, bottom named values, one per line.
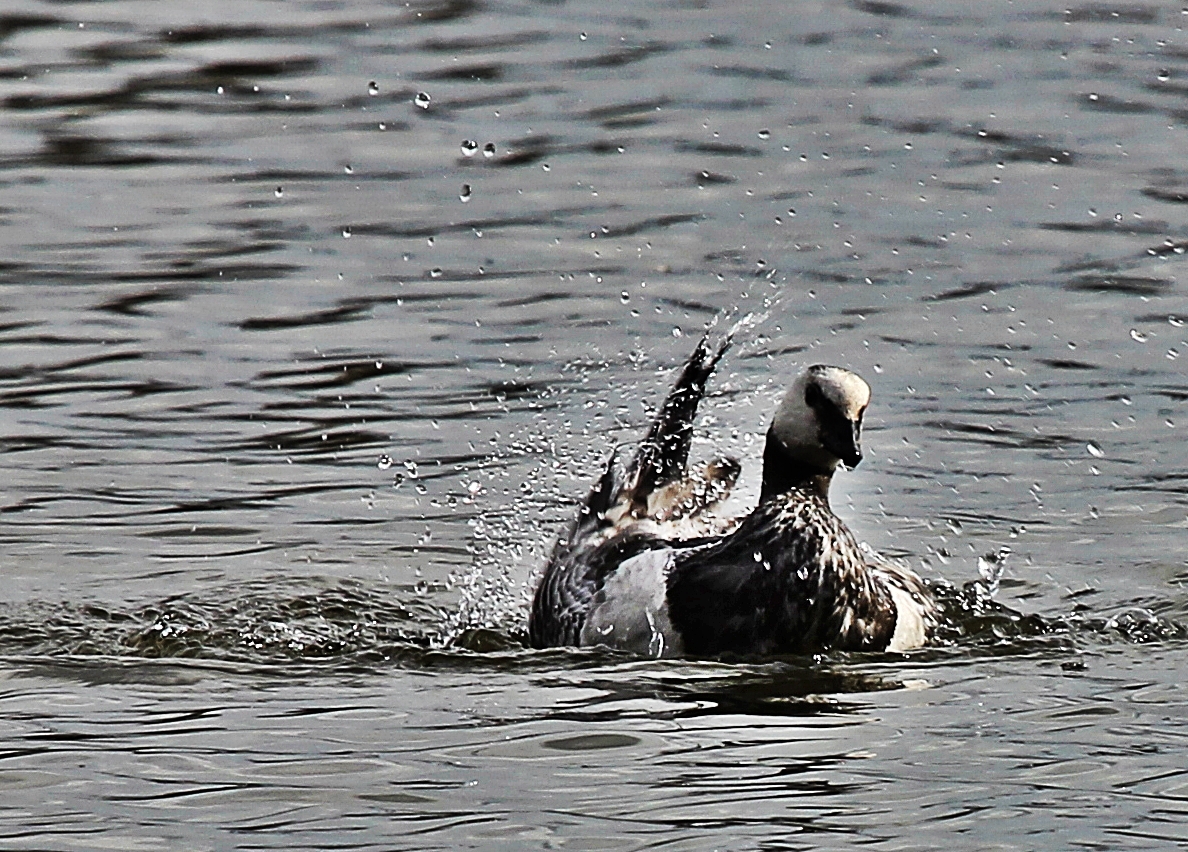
left=2, top=0, right=1188, bottom=848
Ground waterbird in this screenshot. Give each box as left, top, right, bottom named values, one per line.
left=528, top=326, right=938, bottom=657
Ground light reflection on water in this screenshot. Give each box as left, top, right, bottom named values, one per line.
left=2, top=0, right=1188, bottom=848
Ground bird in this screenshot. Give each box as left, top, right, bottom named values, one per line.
left=528, top=325, right=939, bottom=658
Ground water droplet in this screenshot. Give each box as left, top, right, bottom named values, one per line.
left=757, top=128, right=771, bottom=140
left=461, top=139, right=478, bottom=156
left=1088, top=92, right=1099, bottom=101
left=344, top=164, right=353, bottom=174
left=429, top=268, right=443, bottom=278
left=274, top=186, right=283, bottom=198
left=414, top=92, right=431, bottom=109
left=1158, top=69, right=1171, bottom=82
left=1170, top=315, right=1184, bottom=328
left=341, top=226, right=352, bottom=238
left=404, top=460, right=419, bottom=478
left=216, top=86, right=224, bottom=95
left=459, top=184, right=472, bottom=202
left=483, top=142, right=496, bottom=158
left=620, top=291, right=630, bottom=304
left=368, top=81, right=379, bottom=96
left=1086, top=441, right=1104, bottom=458
left=377, top=454, right=394, bottom=470
left=672, top=326, right=683, bottom=338
left=1168, top=348, right=1180, bottom=360
left=579, top=32, right=587, bottom=40
left=1130, top=328, right=1149, bottom=343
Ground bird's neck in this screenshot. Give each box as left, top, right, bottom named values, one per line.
left=759, top=427, right=833, bottom=503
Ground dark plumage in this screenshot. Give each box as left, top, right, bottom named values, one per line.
left=529, top=327, right=938, bottom=657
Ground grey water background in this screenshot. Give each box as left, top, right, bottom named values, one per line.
left=1, top=0, right=1187, bottom=848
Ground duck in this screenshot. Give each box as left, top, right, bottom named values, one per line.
left=528, top=326, right=939, bottom=658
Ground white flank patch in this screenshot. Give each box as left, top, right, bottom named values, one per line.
left=580, top=549, right=682, bottom=658
left=885, top=584, right=927, bottom=652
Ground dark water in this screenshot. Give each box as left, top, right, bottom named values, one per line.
left=2, top=0, right=1188, bottom=847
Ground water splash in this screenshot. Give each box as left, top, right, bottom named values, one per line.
left=0, top=579, right=438, bottom=663
left=928, top=578, right=1187, bottom=652
left=975, top=546, right=1011, bottom=598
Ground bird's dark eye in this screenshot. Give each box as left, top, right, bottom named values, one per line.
left=804, top=381, right=824, bottom=409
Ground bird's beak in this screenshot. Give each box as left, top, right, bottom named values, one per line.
left=835, top=419, right=863, bottom=470
left=843, top=424, right=863, bottom=470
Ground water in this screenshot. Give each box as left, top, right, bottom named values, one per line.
left=2, top=0, right=1188, bottom=847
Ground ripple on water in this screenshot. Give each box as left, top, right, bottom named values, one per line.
left=2, top=0, right=1188, bottom=847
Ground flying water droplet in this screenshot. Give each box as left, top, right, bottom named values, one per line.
left=377, top=454, right=394, bottom=470
left=483, top=142, right=496, bottom=158
left=461, top=139, right=478, bottom=156
left=341, top=226, right=352, bottom=238
left=1086, top=441, right=1104, bottom=458
left=368, top=81, right=379, bottom=96
left=414, top=92, right=431, bottom=109
left=1130, top=328, right=1149, bottom=343
left=274, top=186, right=283, bottom=198
left=459, top=184, right=472, bottom=202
